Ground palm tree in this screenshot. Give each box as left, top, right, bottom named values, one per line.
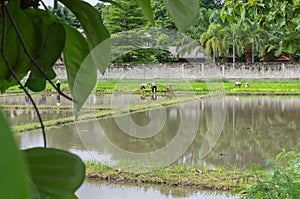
left=200, top=23, right=224, bottom=63
left=242, top=19, right=267, bottom=62
left=222, top=21, right=246, bottom=63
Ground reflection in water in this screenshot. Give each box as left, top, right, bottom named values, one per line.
left=39, top=94, right=46, bottom=105
left=16, top=97, right=300, bottom=168
left=0, top=93, right=166, bottom=106
left=56, top=94, right=61, bottom=106
left=77, top=182, right=234, bottom=199
left=4, top=109, right=74, bottom=126
left=25, top=95, right=31, bottom=105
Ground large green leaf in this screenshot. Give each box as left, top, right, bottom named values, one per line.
left=25, top=10, right=66, bottom=92
left=0, top=1, right=35, bottom=92
left=0, top=111, right=30, bottom=199
left=136, top=0, right=154, bottom=25
left=63, top=25, right=96, bottom=112
left=23, top=147, right=85, bottom=199
left=162, top=0, right=199, bottom=32
left=0, top=2, right=65, bottom=92
left=58, top=0, right=111, bottom=74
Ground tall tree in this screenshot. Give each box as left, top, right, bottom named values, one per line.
left=222, top=20, right=246, bottom=63
left=102, top=0, right=149, bottom=34
left=242, top=19, right=267, bottom=62
left=200, top=23, right=224, bottom=63
left=49, top=3, right=80, bottom=28
left=151, top=0, right=176, bottom=30
left=187, top=7, right=222, bottom=40
left=221, top=0, right=300, bottom=61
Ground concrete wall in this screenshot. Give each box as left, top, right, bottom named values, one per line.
left=54, top=62, right=300, bottom=80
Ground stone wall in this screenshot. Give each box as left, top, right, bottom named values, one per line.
left=54, top=62, right=300, bottom=80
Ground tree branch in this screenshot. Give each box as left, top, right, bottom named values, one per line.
left=39, top=0, right=48, bottom=10
left=1, top=0, right=47, bottom=147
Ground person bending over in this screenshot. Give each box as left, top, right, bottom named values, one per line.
left=149, top=82, right=157, bottom=93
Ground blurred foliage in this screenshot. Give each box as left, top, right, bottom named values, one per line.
left=113, top=48, right=177, bottom=63
left=239, top=150, right=300, bottom=199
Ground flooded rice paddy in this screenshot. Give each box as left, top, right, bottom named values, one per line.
left=3, top=93, right=300, bottom=198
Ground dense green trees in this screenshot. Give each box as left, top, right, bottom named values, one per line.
left=102, top=0, right=149, bottom=34
left=221, top=0, right=300, bottom=62
left=200, top=24, right=224, bottom=63
left=48, top=0, right=300, bottom=63
left=151, top=0, right=176, bottom=29
left=48, top=3, right=80, bottom=28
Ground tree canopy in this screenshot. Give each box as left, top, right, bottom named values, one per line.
left=102, top=0, right=149, bottom=34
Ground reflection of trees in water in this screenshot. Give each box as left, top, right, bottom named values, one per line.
left=85, top=181, right=200, bottom=198
left=176, top=97, right=300, bottom=168
left=47, top=124, right=86, bottom=150
left=5, top=109, right=73, bottom=126
left=98, top=108, right=180, bottom=154
left=25, top=97, right=300, bottom=168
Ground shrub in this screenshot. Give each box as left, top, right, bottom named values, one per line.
left=113, top=48, right=177, bottom=63
left=239, top=150, right=300, bottom=199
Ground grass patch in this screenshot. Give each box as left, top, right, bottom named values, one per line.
left=6, top=79, right=300, bottom=94
left=85, top=161, right=252, bottom=191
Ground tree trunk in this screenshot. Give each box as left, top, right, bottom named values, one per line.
left=251, top=42, right=254, bottom=63
left=233, top=36, right=236, bottom=63
left=245, top=46, right=251, bottom=62
left=213, top=50, right=216, bottom=64
left=289, top=54, right=294, bottom=62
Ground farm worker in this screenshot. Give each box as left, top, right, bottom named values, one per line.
left=56, top=80, right=61, bottom=91
left=140, top=83, right=146, bottom=90
left=235, top=82, right=242, bottom=87
left=56, top=80, right=61, bottom=106
left=166, top=84, right=172, bottom=92
left=149, top=82, right=157, bottom=93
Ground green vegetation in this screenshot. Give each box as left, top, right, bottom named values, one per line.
left=7, top=79, right=300, bottom=94
left=85, top=150, right=300, bottom=197
left=95, top=79, right=300, bottom=94
left=239, top=150, right=300, bottom=199
left=102, top=0, right=148, bottom=34
left=113, top=49, right=177, bottom=63
left=1, top=0, right=299, bottom=198
left=86, top=161, right=249, bottom=191
left=50, top=0, right=300, bottom=63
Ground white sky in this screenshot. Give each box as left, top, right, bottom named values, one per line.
left=43, top=0, right=99, bottom=7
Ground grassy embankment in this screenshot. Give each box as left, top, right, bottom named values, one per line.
left=6, top=79, right=300, bottom=94
left=85, top=161, right=252, bottom=191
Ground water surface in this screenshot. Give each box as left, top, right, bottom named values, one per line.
left=77, top=181, right=234, bottom=199
left=15, top=96, right=300, bottom=168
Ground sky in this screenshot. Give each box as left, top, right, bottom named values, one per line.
left=43, top=0, right=99, bottom=7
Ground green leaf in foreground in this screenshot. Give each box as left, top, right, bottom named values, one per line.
left=63, top=25, right=97, bottom=112
left=58, top=0, right=111, bottom=74
left=163, top=0, right=199, bottom=32
left=24, top=10, right=66, bottom=92
left=136, top=0, right=155, bottom=25
left=23, top=147, right=85, bottom=199
left=0, top=111, right=29, bottom=199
